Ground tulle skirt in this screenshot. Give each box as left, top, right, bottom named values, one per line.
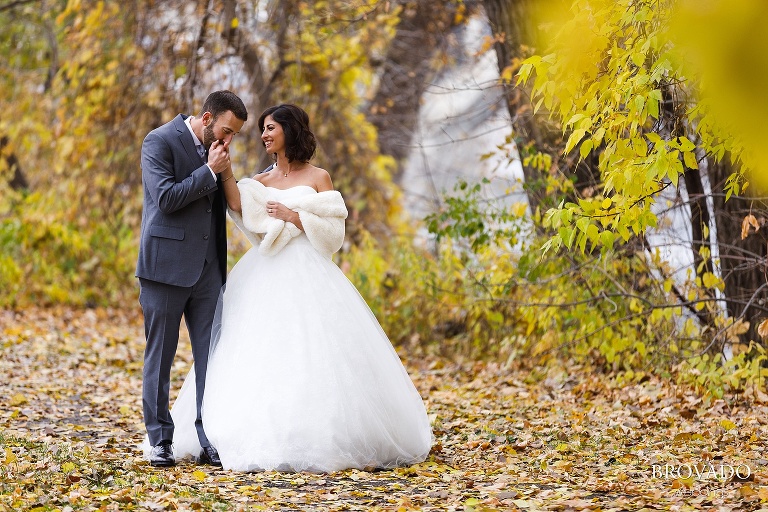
left=164, top=235, right=432, bottom=472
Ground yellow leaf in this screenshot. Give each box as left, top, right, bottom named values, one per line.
left=565, top=129, right=587, bottom=155
left=62, top=461, right=76, bottom=473
left=4, top=448, right=17, bottom=465
left=672, top=477, right=694, bottom=488
left=683, top=150, right=698, bottom=169
left=230, top=17, right=239, bottom=29
left=739, top=484, right=757, bottom=498
left=720, top=419, right=737, bottom=431
left=454, top=3, right=466, bottom=24
left=500, top=65, right=515, bottom=82
left=702, top=272, right=719, bottom=289
left=580, top=138, right=593, bottom=159
left=192, top=470, right=207, bottom=481
left=9, top=393, right=27, bottom=406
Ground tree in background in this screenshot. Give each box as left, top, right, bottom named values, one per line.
left=5, top=0, right=768, bottom=395
left=367, top=0, right=472, bottom=184
left=142, top=0, right=411, bottom=240
left=515, top=0, right=768, bottom=348
left=0, top=0, right=156, bottom=306
left=0, top=0, right=467, bottom=305
left=421, top=0, right=768, bottom=394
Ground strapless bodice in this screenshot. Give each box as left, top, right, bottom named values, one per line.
left=264, top=185, right=317, bottom=201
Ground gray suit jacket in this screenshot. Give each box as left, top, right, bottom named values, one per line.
left=136, top=114, right=227, bottom=287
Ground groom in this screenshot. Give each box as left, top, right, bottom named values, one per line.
left=136, top=90, right=247, bottom=467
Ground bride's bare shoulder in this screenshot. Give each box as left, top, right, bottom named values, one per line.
left=252, top=171, right=272, bottom=184
left=310, top=166, right=334, bottom=192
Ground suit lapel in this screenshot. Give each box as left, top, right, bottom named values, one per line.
left=173, top=114, right=204, bottom=166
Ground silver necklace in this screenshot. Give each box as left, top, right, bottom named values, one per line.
left=280, top=164, right=305, bottom=178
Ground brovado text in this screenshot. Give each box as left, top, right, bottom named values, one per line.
left=652, top=463, right=751, bottom=481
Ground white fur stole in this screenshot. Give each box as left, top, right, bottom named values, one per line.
left=228, top=178, right=348, bottom=257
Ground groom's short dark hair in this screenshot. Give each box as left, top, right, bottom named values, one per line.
left=200, top=90, right=248, bottom=122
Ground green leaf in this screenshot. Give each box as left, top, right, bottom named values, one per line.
left=634, top=95, right=645, bottom=112
left=586, top=223, right=599, bottom=243
left=647, top=96, right=659, bottom=119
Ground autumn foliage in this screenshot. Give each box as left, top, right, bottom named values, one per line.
left=3, top=1, right=768, bottom=509
left=2, top=0, right=768, bottom=398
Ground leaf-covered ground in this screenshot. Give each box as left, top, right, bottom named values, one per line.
left=1, top=307, right=767, bottom=511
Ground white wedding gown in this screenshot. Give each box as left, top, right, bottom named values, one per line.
left=166, top=186, right=433, bottom=472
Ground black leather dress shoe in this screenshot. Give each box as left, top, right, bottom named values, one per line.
left=199, top=445, right=222, bottom=467
left=149, top=440, right=175, bottom=467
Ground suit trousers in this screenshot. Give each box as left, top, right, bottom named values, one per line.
left=139, top=257, right=223, bottom=448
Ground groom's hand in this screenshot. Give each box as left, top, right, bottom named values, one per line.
left=208, top=139, right=231, bottom=174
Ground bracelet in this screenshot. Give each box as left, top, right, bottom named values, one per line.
left=221, top=173, right=234, bottom=183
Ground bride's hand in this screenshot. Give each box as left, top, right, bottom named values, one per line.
left=266, top=201, right=297, bottom=223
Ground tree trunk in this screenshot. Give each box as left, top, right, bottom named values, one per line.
left=708, top=157, right=768, bottom=344
left=219, top=0, right=297, bottom=171
left=482, top=0, right=563, bottom=212
left=368, top=0, right=464, bottom=184
left=683, top=167, right=714, bottom=278
left=681, top=164, right=718, bottom=332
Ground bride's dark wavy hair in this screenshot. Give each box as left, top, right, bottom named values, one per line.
left=258, top=104, right=317, bottom=163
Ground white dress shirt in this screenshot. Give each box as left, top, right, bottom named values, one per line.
left=184, top=116, right=216, bottom=180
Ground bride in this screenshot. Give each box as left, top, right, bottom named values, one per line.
left=166, top=103, right=433, bottom=472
